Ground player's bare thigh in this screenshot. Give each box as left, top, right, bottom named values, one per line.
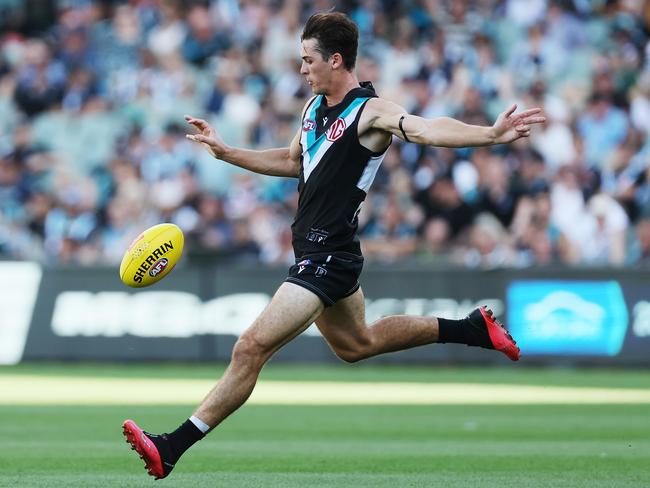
left=315, top=287, right=371, bottom=355
left=244, top=282, right=325, bottom=354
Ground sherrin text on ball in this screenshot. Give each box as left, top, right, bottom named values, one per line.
left=119, top=223, right=184, bottom=288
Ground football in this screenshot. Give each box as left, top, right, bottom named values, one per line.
left=119, top=223, right=184, bottom=288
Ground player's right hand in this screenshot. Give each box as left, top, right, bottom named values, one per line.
left=184, top=114, right=228, bottom=159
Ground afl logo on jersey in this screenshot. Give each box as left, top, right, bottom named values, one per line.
left=326, top=118, right=346, bottom=141
left=302, top=119, right=315, bottom=131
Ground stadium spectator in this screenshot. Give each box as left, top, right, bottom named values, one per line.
left=583, top=192, right=629, bottom=265
left=181, top=4, right=231, bottom=66
left=416, top=175, right=476, bottom=238
left=475, top=149, right=517, bottom=228
left=417, top=216, right=451, bottom=264
left=511, top=188, right=569, bottom=266
left=454, top=212, right=515, bottom=268
left=13, top=39, right=66, bottom=117
left=577, top=92, right=629, bottom=170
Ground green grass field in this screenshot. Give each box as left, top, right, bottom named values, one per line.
left=0, top=363, right=649, bottom=487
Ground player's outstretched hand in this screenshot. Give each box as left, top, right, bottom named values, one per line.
left=491, top=104, right=546, bottom=144
left=184, top=114, right=228, bottom=159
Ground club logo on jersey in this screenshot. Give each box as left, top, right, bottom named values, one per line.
left=326, top=118, right=346, bottom=141
left=302, top=119, right=315, bottom=132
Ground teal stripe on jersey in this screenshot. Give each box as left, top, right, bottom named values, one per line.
left=306, top=127, right=326, bottom=161
left=336, top=96, right=369, bottom=126
left=305, top=96, right=322, bottom=150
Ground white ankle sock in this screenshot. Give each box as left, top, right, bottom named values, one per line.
left=189, top=415, right=210, bottom=434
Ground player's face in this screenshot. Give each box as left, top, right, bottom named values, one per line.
left=300, top=38, right=333, bottom=95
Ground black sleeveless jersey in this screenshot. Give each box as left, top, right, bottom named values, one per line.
left=292, top=83, right=389, bottom=257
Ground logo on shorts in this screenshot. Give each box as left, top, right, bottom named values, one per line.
left=315, top=266, right=327, bottom=277
left=326, top=118, right=346, bottom=141
left=302, top=119, right=315, bottom=131
left=297, top=259, right=311, bottom=274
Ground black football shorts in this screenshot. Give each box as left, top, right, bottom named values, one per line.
left=285, top=251, right=364, bottom=306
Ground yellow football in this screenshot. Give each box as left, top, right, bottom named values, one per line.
left=119, top=223, right=184, bottom=288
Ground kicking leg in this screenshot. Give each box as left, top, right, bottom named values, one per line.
left=192, top=283, right=324, bottom=426
left=123, top=282, right=324, bottom=479
left=316, top=287, right=519, bottom=363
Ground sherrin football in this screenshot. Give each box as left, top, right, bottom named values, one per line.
left=119, top=223, right=184, bottom=288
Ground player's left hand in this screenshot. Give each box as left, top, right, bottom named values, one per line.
left=490, top=104, right=546, bottom=144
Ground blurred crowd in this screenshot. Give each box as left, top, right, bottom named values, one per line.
left=1, top=0, right=650, bottom=268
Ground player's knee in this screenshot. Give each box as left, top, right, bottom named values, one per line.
left=231, top=335, right=267, bottom=367
left=335, top=344, right=369, bottom=363
left=336, top=350, right=363, bottom=363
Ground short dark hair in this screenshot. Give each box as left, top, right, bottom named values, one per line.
left=301, top=12, right=359, bottom=71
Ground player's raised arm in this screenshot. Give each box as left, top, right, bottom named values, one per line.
left=184, top=114, right=301, bottom=178
left=364, top=99, right=545, bottom=148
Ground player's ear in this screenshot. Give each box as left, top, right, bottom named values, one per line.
left=330, top=53, right=343, bottom=70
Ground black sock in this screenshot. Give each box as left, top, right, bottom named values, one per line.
left=165, top=419, right=206, bottom=463
left=438, top=311, right=492, bottom=348
left=437, top=317, right=467, bottom=344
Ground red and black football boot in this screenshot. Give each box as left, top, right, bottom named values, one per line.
left=467, top=306, right=520, bottom=361
left=122, top=419, right=176, bottom=479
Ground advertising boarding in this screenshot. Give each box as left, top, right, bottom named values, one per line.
left=0, top=261, right=648, bottom=365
